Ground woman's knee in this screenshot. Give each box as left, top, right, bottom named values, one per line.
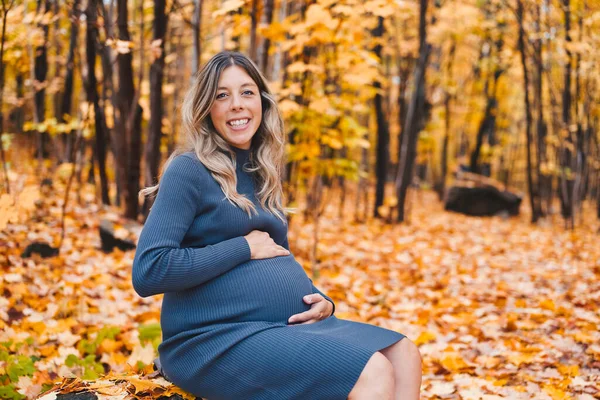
left=348, top=352, right=395, bottom=400
left=399, top=338, right=422, bottom=368
left=382, top=338, right=422, bottom=371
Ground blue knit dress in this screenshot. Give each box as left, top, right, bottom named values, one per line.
left=132, top=147, right=406, bottom=400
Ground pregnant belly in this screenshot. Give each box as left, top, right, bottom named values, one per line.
left=162, top=255, right=314, bottom=332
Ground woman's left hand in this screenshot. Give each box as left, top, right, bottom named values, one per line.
left=287, top=294, right=333, bottom=325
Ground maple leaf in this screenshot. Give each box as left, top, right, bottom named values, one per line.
left=123, top=375, right=161, bottom=395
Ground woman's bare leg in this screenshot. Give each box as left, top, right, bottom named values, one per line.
left=380, top=338, right=422, bottom=399
left=347, top=352, right=395, bottom=400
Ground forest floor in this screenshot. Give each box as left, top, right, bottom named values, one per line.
left=0, top=175, right=599, bottom=399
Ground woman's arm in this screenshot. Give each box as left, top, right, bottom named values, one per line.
left=281, top=234, right=335, bottom=316
left=132, top=155, right=251, bottom=298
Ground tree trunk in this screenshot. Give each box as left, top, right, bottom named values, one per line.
left=168, top=28, right=183, bottom=155
left=533, top=3, right=548, bottom=215
left=469, top=13, right=505, bottom=175
left=395, top=0, right=430, bottom=223
left=0, top=0, right=15, bottom=194
left=257, top=0, right=274, bottom=75
left=116, top=0, right=140, bottom=219
left=517, top=0, right=541, bottom=223
left=52, top=0, right=62, bottom=124
left=373, top=16, right=389, bottom=218
left=143, top=0, right=168, bottom=216
left=436, top=39, right=455, bottom=200
left=559, top=0, right=574, bottom=227
left=572, top=5, right=586, bottom=220
left=249, top=0, right=258, bottom=63
left=100, top=0, right=120, bottom=204
left=85, top=0, right=110, bottom=205
left=60, top=0, right=79, bottom=163
left=34, top=0, right=51, bottom=163
left=469, top=69, right=502, bottom=175
left=191, top=0, right=203, bottom=76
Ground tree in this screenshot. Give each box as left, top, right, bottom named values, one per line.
left=373, top=16, right=390, bottom=219
left=0, top=0, right=16, bottom=194
left=257, top=0, right=274, bottom=74
left=143, top=0, right=168, bottom=216
left=191, top=0, right=203, bottom=76
left=469, top=2, right=506, bottom=176
left=516, top=0, right=542, bottom=222
left=85, top=0, right=110, bottom=205
left=116, top=0, right=142, bottom=219
left=395, top=0, right=430, bottom=223
left=34, top=0, right=51, bottom=164
left=559, top=0, right=574, bottom=227
left=58, top=0, right=80, bottom=164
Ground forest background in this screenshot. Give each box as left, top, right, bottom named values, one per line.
left=0, top=0, right=599, bottom=398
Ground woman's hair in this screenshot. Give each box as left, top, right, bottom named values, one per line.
left=139, top=51, right=290, bottom=223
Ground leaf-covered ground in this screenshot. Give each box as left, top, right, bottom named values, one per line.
left=1, top=180, right=599, bottom=399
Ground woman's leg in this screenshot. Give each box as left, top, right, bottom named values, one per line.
left=380, top=338, right=422, bottom=399
left=347, top=352, right=395, bottom=400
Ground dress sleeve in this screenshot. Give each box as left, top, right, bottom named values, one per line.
left=132, top=155, right=251, bottom=298
left=281, top=232, right=335, bottom=316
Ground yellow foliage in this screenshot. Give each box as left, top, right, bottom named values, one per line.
left=305, top=4, right=338, bottom=30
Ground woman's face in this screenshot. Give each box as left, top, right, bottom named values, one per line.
left=210, top=65, right=263, bottom=150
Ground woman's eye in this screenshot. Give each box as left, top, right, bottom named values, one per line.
left=243, top=90, right=254, bottom=95
left=216, top=93, right=227, bottom=99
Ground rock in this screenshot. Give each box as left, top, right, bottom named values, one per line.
left=55, top=392, right=98, bottom=400
left=99, top=219, right=141, bottom=253
left=21, top=241, right=60, bottom=258
left=444, top=171, right=522, bottom=217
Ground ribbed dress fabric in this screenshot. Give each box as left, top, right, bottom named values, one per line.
left=132, top=146, right=406, bottom=400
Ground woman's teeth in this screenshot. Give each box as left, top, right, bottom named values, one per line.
left=228, top=119, right=249, bottom=127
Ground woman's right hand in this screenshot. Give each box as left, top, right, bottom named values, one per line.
left=244, top=230, right=290, bottom=260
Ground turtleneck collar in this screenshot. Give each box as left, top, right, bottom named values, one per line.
left=230, top=144, right=251, bottom=166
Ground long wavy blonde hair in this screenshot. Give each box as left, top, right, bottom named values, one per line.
left=140, top=51, right=291, bottom=223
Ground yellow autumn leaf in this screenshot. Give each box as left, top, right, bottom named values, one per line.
left=543, top=384, right=569, bottom=400
left=539, top=298, right=556, bottom=311
left=125, top=376, right=161, bottom=394
left=557, top=364, right=579, bottom=377
left=162, top=385, right=197, bottom=400
left=414, top=331, right=436, bottom=345
left=440, top=352, right=471, bottom=372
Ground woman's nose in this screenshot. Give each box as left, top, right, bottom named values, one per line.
left=230, top=94, right=243, bottom=110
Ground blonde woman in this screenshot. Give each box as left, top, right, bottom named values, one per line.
left=132, top=51, right=422, bottom=400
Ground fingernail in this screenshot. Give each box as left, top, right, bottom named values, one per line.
left=304, top=296, right=310, bottom=302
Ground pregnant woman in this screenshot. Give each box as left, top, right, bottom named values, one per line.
left=132, top=51, right=421, bottom=399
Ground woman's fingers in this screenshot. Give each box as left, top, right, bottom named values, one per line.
left=288, top=295, right=327, bottom=324
left=287, top=309, right=319, bottom=324
left=245, top=230, right=290, bottom=259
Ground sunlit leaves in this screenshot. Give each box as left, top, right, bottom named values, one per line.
left=212, top=0, right=246, bottom=17
left=1, top=178, right=599, bottom=397
left=0, top=186, right=40, bottom=231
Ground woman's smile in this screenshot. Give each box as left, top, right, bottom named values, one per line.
left=227, top=118, right=251, bottom=130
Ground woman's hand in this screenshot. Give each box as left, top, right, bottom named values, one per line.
left=244, top=230, right=290, bottom=260
left=287, top=294, right=333, bottom=325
